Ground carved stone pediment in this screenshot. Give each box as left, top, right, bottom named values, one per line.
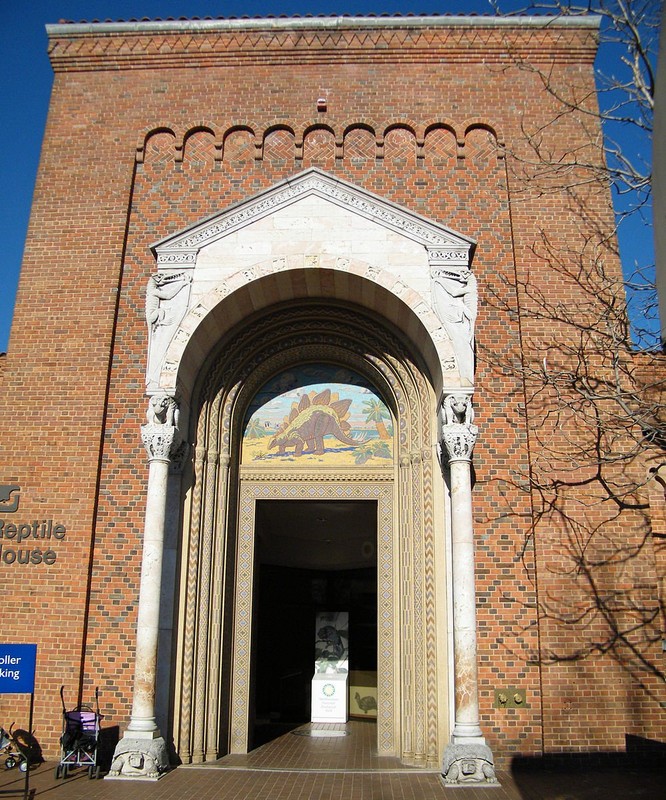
left=146, top=168, right=477, bottom=393
left=151, top=168, right=475, bottom=266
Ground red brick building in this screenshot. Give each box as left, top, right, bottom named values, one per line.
left=0, top=15, right=662, bottom=783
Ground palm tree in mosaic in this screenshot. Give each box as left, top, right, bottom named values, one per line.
left=363, top=398, right=390, bottom=440
left=245, top=417, right=267, bottom=438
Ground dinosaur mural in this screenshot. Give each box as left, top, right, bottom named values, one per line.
left=268, top=390, right=363, bottom=456
left=241, top=366, right=393, bottom=466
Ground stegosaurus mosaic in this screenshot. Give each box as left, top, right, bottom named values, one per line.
left=269, top=389, right=365, bottom=457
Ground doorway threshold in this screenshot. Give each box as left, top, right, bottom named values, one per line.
left=183, top=720, right=440, bottom=773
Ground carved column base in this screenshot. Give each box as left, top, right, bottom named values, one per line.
left=107, top=734, right=169, bottom=781
left=442, top=742, right=499, bottom=787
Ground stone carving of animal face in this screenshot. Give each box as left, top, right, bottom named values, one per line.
left=451, top=397, right=468, bottom=421
left=443, top=394, right=474, bottom=426
left=146, top=395, right=179, bottom=427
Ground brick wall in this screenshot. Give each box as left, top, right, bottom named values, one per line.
left=0, top=16, right=662, bottom=766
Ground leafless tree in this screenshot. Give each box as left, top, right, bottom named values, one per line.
left=482, top=1, right=664, bottom=703
left=495, top=0, right=660, bottom=340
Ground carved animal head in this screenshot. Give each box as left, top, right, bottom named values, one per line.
left=150, top=395, right=170, bottom=421
left=443, top=394, right=471, bottom=426
left=450, top=396, right=468, bottom=420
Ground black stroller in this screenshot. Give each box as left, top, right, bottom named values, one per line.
left=0, top=723, right=32, bottom=772
left=55, top=686, right=103, bottom=779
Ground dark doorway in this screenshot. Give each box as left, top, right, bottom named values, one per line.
left=251, top=500, right=377, bottom=748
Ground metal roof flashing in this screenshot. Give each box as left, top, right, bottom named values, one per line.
left=46, top=14, right=601, bottom=37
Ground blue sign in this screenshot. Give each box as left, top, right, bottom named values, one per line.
left=0, top=644, right=37, bottom=694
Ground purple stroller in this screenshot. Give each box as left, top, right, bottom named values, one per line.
left=55, top=686, right=103, bottom=779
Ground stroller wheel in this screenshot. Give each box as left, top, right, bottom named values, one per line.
left=4, top=756, right=16, bottom=770
left=54, top=764, right=61, bottom=779
left=18, top=760, right=28, bottom=773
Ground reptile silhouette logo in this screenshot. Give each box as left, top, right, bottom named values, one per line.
left=0, top=486, right=20, bottom=514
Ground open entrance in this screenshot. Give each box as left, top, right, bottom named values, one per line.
left=251, top=499, right=378, bottom=749
left=176, top=303, right=440, bottom=764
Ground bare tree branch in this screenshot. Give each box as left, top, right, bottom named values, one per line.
left=481, top=1, right=664, bottom=698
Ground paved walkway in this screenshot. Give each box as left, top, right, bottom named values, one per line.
left=0, top=721, right=663, bottom=799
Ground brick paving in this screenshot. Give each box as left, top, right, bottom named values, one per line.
left=0, top=720, right=663, bottom=800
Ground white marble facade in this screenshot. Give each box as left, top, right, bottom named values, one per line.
left=147, top=168, right=476, bottom=395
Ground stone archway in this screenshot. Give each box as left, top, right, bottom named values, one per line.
left=172, top=300, right=445, bottom=769
left=112, top=169, right=493, bottom=784
left=147, top=168, right=477, bottom=401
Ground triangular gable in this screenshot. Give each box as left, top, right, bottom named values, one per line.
left=151, top=168, right=475, bottom=268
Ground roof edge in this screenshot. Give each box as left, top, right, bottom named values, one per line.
left=46, top=14, right=601, bottom=38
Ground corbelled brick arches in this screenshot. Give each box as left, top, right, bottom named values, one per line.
left=170, top=292, right=447, bottom=768
left=138, top=121, right=498, bottom=168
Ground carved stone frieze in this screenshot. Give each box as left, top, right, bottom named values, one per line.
left=430, top=267, right=477, bottom=383
left=146, top=272, right=192, bottom=329
left=153, top=169, right=474, bottom=261
left=427, top=248, right=470, bottom=263
left=156, top=252, right=196, bottom=265
left=145, top=271, right=192, bottom=391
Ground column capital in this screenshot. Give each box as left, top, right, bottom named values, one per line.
left=141, top=394, right=181, bottom=461
left=141, top=423, right=177, bottom=461
left=441, top=423, right=478, bottom=462
left=441, top=393, right=477, bottom=462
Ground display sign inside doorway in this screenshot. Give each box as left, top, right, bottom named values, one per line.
left=242, top=365, right=393, bottom=466
left=0, top=485, right=68, bottom=567
left=0, top=644, right=37, bottom=693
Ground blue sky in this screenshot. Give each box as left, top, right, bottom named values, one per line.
left=0, top=1, right=656, bottom=351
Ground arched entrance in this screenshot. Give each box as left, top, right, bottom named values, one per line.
left=172, top=299, right=446, bottom=768
left=111, top=169, right=493, bottom=783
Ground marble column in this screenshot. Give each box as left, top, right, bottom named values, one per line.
left=108, top=397, right=179, bottom=780
left=440, top=394, right=498, bottom=786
